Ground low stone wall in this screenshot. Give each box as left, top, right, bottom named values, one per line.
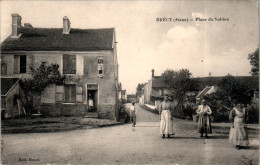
left=40, top=103, right=117, bottom=120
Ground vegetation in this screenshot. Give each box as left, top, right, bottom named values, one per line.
left=161, top=69, right=199, bottom=112
left=136, top=83, right=145, bottom=97
left=20, top=63, right=65, bottom=115
left=248, top=48, right=259, bottom=75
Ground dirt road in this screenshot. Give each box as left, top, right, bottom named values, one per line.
left=2, top=103, right=259, bottom=165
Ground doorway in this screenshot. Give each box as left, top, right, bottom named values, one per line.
left=87, top=89, right=98, bottom=112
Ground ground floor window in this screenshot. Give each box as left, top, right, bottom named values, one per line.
left=65, top=84, right=76, bottom=103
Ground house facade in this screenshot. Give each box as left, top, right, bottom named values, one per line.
left=1, top=14, right=119, bottom=120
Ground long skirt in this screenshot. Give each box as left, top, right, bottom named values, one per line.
left=197, top=115, right=212, bottom=134
left=130, top=111, right=136, bottom=126
left=160, top=110, right=173, bottom=135
left=229, top=117, right=249, bottom=146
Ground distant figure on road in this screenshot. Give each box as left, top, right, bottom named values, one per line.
left=159, top=94, right=173, bottom=138
left=196, top=99, right=212, bottom=138
left=229, top=101, right=249, bottom=150
left=130, top=101, right=136, bottom=127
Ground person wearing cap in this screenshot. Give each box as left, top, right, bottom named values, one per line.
left=130, top=101, right=137, bottom=127
left=196, top=99, right=212, bottom=138
left=159, top=94, right=174, bottom=138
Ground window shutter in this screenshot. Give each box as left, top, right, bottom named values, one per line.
left=71, top=85, right=76, bottom=103
left=63, top=55, right=69, bottom=74
left=76, top=86, right=83, bottom=103
left=26, top=55, right=34, bottom=73
left=70, top=56, right=76, bottom=74
left=56, top=85, right=64, bottom=102
left=14, top=55, right=20, bottom=74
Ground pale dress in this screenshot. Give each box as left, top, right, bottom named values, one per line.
left=196, top=105, right=212, bottom=134
left=160, top=101, right=173, bottom=135
left=229, top=107, right=249, bottom=146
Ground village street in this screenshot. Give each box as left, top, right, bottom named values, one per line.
left=2, top=104, right=259, bottom=165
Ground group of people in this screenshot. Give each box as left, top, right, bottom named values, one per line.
left=129, top=94, right=249, bottom=150
left=158, top=94, right=249, bottom=150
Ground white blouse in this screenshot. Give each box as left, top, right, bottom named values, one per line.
left=196, top=105, right=212, bottom=115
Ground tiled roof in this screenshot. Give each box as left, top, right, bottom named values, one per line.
left=1, top=28, right=114, bottom=51
left=1, top=78, right=19, bottom=96
left=195, top=76, right=258, bottom=91
left=152, top=76, right=171, bottom=88
left=196, top=86, right=213, bottom=98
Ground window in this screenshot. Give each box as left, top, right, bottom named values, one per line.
left=63, top=55, right=76, bottom=74
left=98, top=58, right=103, bottom=64
left=64, top=84, right=76, bottom=103
left=20, top=55, right=26, bottom=73
left=98, top=57, right=104, bottom=77
left=14, top=55, right=27, bottom=74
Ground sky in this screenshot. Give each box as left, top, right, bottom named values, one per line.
left=1, top=0, right=258, bottom=94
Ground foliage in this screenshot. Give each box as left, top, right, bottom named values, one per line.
left=20, top=63, right=65, bottom=114
left=248, top=48, right=259, bottom=75
left=136, top=83, right=145, bottom=97
left=201, top=74, right=254, bottom=122
left=217, top=74, right=252, bottom=104
left=161, top=69, right=199, bottom=109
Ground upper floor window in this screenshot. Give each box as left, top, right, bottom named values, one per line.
left=14, top=55, right=26, bottom=74
left=63, top=55, right=76, bottom=74
left=98, top=57, right=104, bottom=77
left=98, top=58, right=103, bottom=64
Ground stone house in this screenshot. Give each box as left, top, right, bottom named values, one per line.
left=1, top=14, right=119, bottom=120
left=143, top=69, right=173, bottom=109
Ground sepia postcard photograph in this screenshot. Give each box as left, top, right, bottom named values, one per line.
left=0, top=0, right=259, bottom=164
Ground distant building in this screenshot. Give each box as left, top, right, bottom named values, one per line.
left=143, top=69, right=173, bottom=109
left=127, top=94, right=136, bottom=103
left=1, top=14, right=119, bottom=120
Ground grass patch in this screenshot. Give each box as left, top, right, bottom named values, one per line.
left=1, top=116, right=122, bottom=134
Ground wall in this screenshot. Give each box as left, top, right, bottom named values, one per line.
left=144, top=80, right=152, bottom=104
left=4, top=82, right=20, bottom=118
left=1, top=54, right=14, bottom=76
left=34, top=51, right=117, bottom=120
left=1, top=50, right=119, bottom=120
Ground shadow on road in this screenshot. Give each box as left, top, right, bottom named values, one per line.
left=247, top=146, right=259, bottom=150
left=135, top=126, right=159, bottom=127
left=161, top=135, right=229, bottom=140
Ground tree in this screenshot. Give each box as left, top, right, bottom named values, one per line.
left=217, top=74, right=252, bottom=104
left=161, top=69, right=199, bottom=110
left=20, top=63, right=65, bottom=114
left=248, top=48, right=259, bottom=75
left=136, top=83, right=145, bottom=97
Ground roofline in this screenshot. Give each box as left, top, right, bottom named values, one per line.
left=1, top=79, right=19, bottom=97
left=1, top=50, right=114, bottom=54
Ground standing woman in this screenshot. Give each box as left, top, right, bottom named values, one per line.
left=130, top=101, right=136, bottom=127
left=159, top=94, right=173, bottom=138
left=229, top=102, right=249, bottom=149
left=196, top=99, right=212, bottom=138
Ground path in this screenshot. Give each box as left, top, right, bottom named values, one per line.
left=2, top=103, right=259, bottom=165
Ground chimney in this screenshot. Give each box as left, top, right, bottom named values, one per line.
left=24, top=23, right=33, bottom=28
left=11, top=13, right=22, bottom=38
left=152, top=69, right=155, bottom=78
left=63, top=16, right=71, bottom=34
